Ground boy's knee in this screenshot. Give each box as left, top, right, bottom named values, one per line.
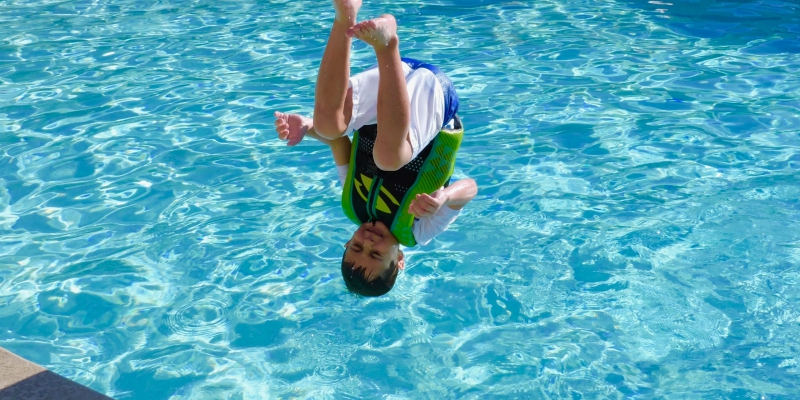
left=313, top=115, right=346, bottom=139
left=373, top=149, right=403, bottom=172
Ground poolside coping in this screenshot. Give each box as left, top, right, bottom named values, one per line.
left=0, top=346, right=112, bottom=400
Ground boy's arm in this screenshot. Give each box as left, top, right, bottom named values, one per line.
left=441, top=178, right=478, bottom=210
left=410, top=178, right=478, bottom=245
left=408, top=178, right=477, bottom=218
left=306, top=128, right=352, bottom=167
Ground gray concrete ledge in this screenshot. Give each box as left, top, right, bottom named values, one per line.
left=0, top=347, right=112, bottom=400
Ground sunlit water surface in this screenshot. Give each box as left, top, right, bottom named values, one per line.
left=1, top=0, right=800, bottom=398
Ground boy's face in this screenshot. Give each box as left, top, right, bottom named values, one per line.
left=344, top=221, right=405, bottom=281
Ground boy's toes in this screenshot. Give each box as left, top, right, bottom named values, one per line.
left=346, top=25, right=363, bottom=38
left=351, top=22, right=372, bottom=38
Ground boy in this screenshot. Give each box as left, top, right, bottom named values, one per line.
left=273, top=0, right=477, bottom=297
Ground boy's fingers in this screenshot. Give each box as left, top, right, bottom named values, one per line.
left=419, top=193, right=437, bottom=205
left=288, top=133, right=303, bottom=146
left=416, top=208, right=432, bottom=217
left=413, top=198, right=434, bottom=210
left=419, top=197, right=436, bottom=208
left=410, top=200, right=428, bottom=214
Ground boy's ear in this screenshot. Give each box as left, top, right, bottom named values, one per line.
left=397, top=250, right=405, bottom=271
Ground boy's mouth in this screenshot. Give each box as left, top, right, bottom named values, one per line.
left=365, top=226, right=384, bottom=237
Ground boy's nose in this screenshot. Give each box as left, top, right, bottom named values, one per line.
left=365, top=231, right=377, bottom=242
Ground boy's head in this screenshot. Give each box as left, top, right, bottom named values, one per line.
left=341, top=221, right=405, bottom=297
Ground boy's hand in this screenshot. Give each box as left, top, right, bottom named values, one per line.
left=409, top=189, right=448, bottom=219
left=274, top=111, right=310, bottom=146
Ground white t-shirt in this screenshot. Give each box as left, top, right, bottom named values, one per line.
left=346, top=64, right=445, bottom=160
left=338, top=66, right=459, bottom=246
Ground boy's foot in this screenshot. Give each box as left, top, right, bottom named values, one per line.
left=346, top=14, right=398, bottom=50
left=333, top=0, right=361, bottom=26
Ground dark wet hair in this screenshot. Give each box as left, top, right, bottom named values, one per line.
left=340, top=247, right=399, bottom=297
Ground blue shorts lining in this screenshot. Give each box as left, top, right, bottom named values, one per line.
left=401, top=58, right=460, bottom=128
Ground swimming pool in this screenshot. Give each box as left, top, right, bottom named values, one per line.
left=1, top=0, right=799, bottom=397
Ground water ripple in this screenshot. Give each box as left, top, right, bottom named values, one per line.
left=164, top=297, right=231, bottom=342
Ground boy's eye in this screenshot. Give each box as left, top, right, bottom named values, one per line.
left=370, top=252, right=381, bottom=260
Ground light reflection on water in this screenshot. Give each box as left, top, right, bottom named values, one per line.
left=1, top=0, right=799, bottom=398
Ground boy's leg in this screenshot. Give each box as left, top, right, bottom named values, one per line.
left=313, top=0, right=361, bottom=139
left=347, top=14, right=413, bottom=172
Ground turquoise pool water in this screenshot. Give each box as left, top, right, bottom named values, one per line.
left=1, top=0, right=799, bottom=398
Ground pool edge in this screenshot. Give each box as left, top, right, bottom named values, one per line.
left=0, top=346, right=113, bottom=400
